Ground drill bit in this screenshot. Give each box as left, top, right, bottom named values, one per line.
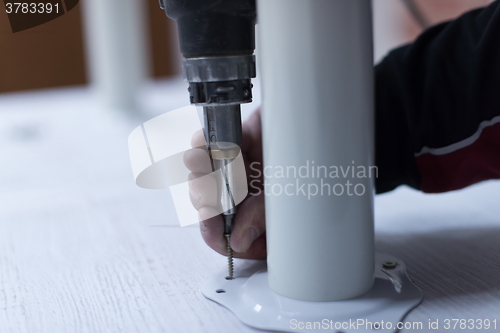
left=203, top=106, right=240, bottom=280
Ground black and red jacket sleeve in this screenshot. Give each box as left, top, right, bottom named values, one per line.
left=375, top=0, right=500, bottom=194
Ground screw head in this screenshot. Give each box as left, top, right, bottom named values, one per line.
left=383, top=261, right=398, bottom=269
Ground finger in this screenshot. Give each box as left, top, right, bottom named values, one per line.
left=184, top=148, right=212, bottom=174
left=241, top=126, right=253, bottom=155
left=191, top=129, right=206, bottom=148
left=199, top=211, right=227, bottom=256
left=241, top=108, right=263, bottom=162
left=188, top=173, right=218, bottom=210
left=200, top=205, right=266, bottom=260
left=233, top=233, right=267, bottom=260
left=244, top=158, right=263, bottom=185
left=230, top=193, right=266, bottom=254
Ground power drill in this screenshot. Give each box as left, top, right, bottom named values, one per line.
left=159, top=0, right=257, bottom=279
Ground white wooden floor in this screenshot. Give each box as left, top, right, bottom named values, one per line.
left=1, top=80, right=499, bottom=333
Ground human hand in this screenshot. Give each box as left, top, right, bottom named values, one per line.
left=183, top=109, right=266, bottom=259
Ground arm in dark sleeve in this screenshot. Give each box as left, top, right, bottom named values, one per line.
left=375, top=0, right=500, bottom=194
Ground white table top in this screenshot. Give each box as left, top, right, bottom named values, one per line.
left=1, top=80, right=499, bottom=333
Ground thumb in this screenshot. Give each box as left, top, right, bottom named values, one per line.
left=230, top=193, right=266, bottom=255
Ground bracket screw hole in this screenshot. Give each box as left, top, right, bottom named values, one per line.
left=216, top=289, right=226, bottom=294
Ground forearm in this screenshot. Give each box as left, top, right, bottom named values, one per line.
left=375, top=0, right=500, bottom=194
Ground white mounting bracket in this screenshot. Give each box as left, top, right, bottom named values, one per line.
left=202, top=253, right=423, bottom=333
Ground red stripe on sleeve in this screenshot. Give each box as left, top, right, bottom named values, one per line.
left=415, top=123, right=500, bottom=193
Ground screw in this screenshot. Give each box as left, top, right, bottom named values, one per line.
left=225, top=234, right=234, bottom=280
left=383, top=261, right=398, bottom=269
